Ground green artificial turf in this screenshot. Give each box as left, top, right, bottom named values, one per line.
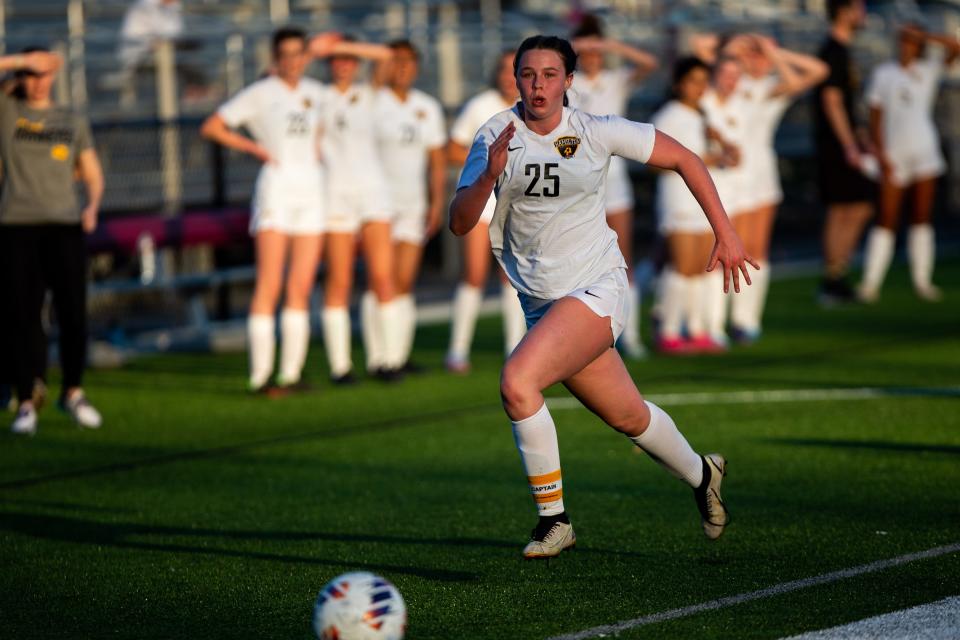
left=1, top=261, right=958, bottom=639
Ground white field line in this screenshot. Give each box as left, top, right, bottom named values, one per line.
left=546, top=386, right=960, bottom=410
left=546, top=543, right=960, bottom=640
left=781, top=595, right=960, bottom=639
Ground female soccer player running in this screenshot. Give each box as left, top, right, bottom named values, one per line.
left=451, top=36, right=756, bottom=558
left=202, top=28, right=341, bottom=395
left=858, top=24, right=959, bottom=303
left=445, top=50, right=526, bottom=374
left=568, top=14, right=658, bottom=359
left=727, top=34, right=828, bottom=341
left=375, top=40, right=447, bottom=370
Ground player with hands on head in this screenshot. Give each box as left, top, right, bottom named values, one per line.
left=450, top=35, right=756, bottom=558
left=857, top=23, right=959, bottom=303
left=723, top=33, right=829, bottom=342
left=375, top=40, right=447, bottom=371
left=568, top=13, right=659, bottom=359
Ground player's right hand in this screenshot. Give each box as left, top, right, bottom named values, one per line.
left=483, top=121, right=515, bottom=182
left=247, top=142, right=273, bottom=164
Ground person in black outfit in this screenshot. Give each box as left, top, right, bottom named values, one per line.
left=814, top=0, right=875, bottom=305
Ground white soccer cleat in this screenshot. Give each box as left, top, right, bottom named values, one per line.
left=11, top=405, right=38, bottom=436
left=62, top=392, right=103, bottom=429
left=915, top=284, right=942, bottom=303
left=522, top=520, right=576, bottom=559
left=856, top=284, right=880, bottom=304
left=694, top=454, right=729, bottom=540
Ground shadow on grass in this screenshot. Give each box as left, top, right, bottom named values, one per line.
left=0, top=510, right=479, bottom=582
left=763, top=438, right=960, bottom=456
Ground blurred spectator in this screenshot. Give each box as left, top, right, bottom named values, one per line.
left=108, top=0, right=211, bottom=105
left=814, top=0, right=875, bottom=306
left=0, top=48, right=105, bottom=435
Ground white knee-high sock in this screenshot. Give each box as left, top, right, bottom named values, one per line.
left=447, top=284, right=482, bottom=364
left=748, top=260, right=771, bottom=333
left=321, top=307, right=352, bottom=378
left=396, top=293, right=416, bottom=365
left=629, top=401, right=703, bottom=488
left=685, top=275, right=707, bottom=338
left=501, top=282, right=526, bottom=356
left=907, top=224, right=936, bottom=292
left=377, top=298, right=405, bottom=370
left=361, top=291, right=385, bottom=372
left=703, top=270, right=728, bottom=342
left=512, top=403, right=564, bottom=516
left=247, top=313, right=275, bottom=389
left=658, top=267, right=687, bottom=340
left=860, top=227, right=896, bottom=296
left=278, top=308, right=309, bottom=385
left=619, top=283, right=642, bottom=351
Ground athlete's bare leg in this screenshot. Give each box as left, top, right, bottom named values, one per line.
left=462, top=222, right=492, bottom=288
left=250, top=230, right=289, bottom=315
left=284, top=234, right=323, bottom=310
left=910, top=177, right=936, bottom=226
left=394, top=241, right=423, bottom=296
left=823, top=202, right=873, bottom=280
left=324, top=232, right=357, bottom=308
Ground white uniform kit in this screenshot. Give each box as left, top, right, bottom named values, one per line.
left=376, top=88, right=447, bottom=244
left=865, top=52, right=947, bottom=187
left=568, top=67, right=635, bottom=212
left=458, top=106, right=657, bottom=341
left=700, top=88, right=751, bottom=217
left=738, top=75, right=790, bottom=208
left=218, top=76, right=327, bottom=235
left=322, top=84, right=392, bottom=233
left=859, top=49, right=948, bottom=303
left=651, top=100, right=711, bottom=233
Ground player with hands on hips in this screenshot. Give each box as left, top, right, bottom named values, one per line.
left=450, top=35, right=756, bottom=558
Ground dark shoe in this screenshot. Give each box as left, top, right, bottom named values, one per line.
left=330, top=372, right=358, bottom=386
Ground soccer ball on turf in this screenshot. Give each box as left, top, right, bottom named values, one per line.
left=312, top=571, right=406, bottom=640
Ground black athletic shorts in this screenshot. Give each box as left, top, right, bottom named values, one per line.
left=816, top=138, right=876, bottom=205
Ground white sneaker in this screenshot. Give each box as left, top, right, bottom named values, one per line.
left=11, top=405, right=37, bottom=436
left=61, top=392, right=102, bottom=429
left=522, top=519, right=576, bottom=559
left=857, top=284, right=880, bottom=304
left=694, top=454, right=729, bottom=540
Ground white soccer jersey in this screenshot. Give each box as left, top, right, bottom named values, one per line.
left=568, top=67, right=633, bottom=116
left=218, top=76, right=328, bottom=233
left=376, top=88, right=447, bottom=209
left=738, top=74, right=791, bottom=206
left=457, top=106, right=656, bottom=299
left=651, top=100, right=707, bottom=226
left=450, top=89, right=516, bottom=225
left=219, top=76, right=326, bottom=168
left=865, top=53, right=944, bottom=157
left=322, top=83, right=390, bottom=195
left=701, top=88, right=751, bottom=214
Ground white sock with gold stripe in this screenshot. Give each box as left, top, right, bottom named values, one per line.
left=511, top=403, right=564, bottom=516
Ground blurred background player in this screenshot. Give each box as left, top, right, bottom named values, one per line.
left=726, top=34, right=828, bottom=342
left=858, top=24, right=960, bottom=303
left=201, top=28, right=340, bottom=395
left=445, top=50, right=526, bottom=374
left=375, top=40, right=447, bottom=371
left=700, top=52, right=749, bottom=350
left=652, top=57, right=732, bottom=354
left=319, top=38, right=399, bottom=383
left=568, top=14, right=658, bottom=359
left=814, top=0, right=875, bottom=306
left=0, top=48, right=105, bottom=434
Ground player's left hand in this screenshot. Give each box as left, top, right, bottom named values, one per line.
left=81, top=205, right=98, bottom=234
left=707, top=231, right=759, bottom=294
left=308, top=32, right=343, bottom=58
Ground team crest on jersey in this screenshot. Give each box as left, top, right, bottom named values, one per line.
left=349, top=93, right=360, bottom=104
left=554, top=136, right=581, bottom=159
left=303, top=98, right=312, bottom=109
left=415, top=109, right=427, bottom=120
